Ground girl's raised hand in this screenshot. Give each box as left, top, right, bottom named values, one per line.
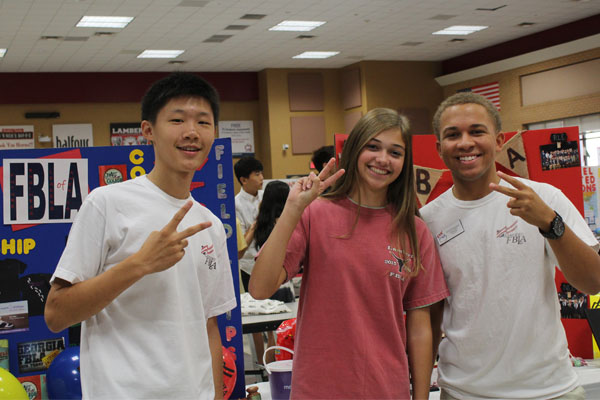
left=288, top=158, right=345, bottom=211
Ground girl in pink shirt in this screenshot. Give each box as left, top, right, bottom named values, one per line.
left=251, top=108, right=448, bottom=399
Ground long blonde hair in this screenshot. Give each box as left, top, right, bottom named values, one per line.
left=324, top=108, right=421, bottom=274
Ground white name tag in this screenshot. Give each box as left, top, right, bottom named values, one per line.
left=436, top=220, right=465, bottom=246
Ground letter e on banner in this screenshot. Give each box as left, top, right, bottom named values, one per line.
left=3, top=158, right=89, bottom=224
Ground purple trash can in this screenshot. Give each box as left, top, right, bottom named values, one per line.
left=263, top=346, right=294, bottom=400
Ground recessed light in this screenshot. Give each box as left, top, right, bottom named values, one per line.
left=433, top=25, right=488, bottom=35
left=76, top=16, right=134, bottom=29
left=270, top=21, right=325, bottom=32
left=137, top=50, right=185, bottom=59
left=293, top=51, right=339, bottom=59
left=0, top=49, right=6, bottom=57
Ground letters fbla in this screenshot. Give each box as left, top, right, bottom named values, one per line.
left=2, top=159, right=88, bottom=225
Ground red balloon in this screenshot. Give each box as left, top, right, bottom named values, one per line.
left=222, top=346, right=237, bottom=399
left=275, top=318, right=296, bottom=361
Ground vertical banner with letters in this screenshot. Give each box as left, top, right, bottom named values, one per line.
left=582, top=166, right=600, bottom=234
left=0, top=139, right=245, bottom=398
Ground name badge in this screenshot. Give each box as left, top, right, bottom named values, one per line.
left=436, top=220, right=465, bottom=246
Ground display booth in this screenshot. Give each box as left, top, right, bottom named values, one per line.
left=0, top=139, right=245, bottom=399
left=412, top=126, right=594, bottom=359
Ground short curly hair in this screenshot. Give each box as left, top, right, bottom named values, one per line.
left=432, top=92, right=501, bottom=140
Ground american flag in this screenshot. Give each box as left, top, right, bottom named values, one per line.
left=458, top=82, right=501, bottom=111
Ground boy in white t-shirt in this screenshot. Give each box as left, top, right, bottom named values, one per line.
left=421, top=92, right=600, bottom=400
left=45, top=73, right=236, bottom=399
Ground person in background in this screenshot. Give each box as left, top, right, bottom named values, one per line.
left=252, top=180, right=293, bottom=363
left=234, top=155, right=265, bottom=362
left=234, top=155, right=264, bottom=289
left=422, top=92, right=600, bottom=400
left=311, top=145, right=335, bottom=173
left=44, top=72, right=236, bottom=399
left=250, top=108, right=449, bottom=398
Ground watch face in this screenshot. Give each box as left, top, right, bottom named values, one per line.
left=553, top=215, right=565, bottom=237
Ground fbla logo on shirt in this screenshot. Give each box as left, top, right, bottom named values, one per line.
left=201, top=244, right=216, bottom=270
left=496, top=220, right=527, bottom=245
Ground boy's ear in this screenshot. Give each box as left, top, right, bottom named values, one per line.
left=239, top=176, right=248, bottom=186
left=141, top=120, right=154, bottom=145
left=495, top=131, right=505, bottom=152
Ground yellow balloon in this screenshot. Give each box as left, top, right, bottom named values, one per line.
left=0, top=368, right=28, bottom=400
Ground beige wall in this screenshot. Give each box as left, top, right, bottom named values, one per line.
left=258, top=68, right=345, bottom=180
left=360, top=60, right=444, bottom=118
left=441, top=48, right=600, bottom=132
left=0, top=100, right=260, bottom=195
left=0, top=102, right=140, bottom=148
left=4, top=49, right=595, bottom=194
left=256, top=61, right=445, bottom=181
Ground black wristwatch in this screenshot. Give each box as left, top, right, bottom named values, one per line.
left=539, top=211, right=565, bottom=239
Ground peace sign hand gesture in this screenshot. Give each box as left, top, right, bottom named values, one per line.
left=489, top=171, right=556, bottom=231
left=288, top=158, right=345, bottom=212
left=134, top=200, right=212, bottom=275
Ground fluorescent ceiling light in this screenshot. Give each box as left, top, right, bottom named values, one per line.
left=137, top=50, right=185, bottom=59
left=76, top=16, right=134, bottom=28
left=293, top=51, right=339, bottom=59
left=270, top=20, right=326, bottom=32
left=0, top=49, right=6, bottom=57
left=433, top=25, right=488, bottom=35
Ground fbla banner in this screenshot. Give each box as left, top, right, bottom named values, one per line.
left=0, top=139, right=245, bottom=399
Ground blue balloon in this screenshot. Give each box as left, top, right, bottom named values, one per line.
left=46, top=346, right=82, bottom=400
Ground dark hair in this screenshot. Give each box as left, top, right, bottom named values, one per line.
left=234, top=156, right=263, bottom=184
left=141, top=72, right=220, bottom=124
left=311, top=145, right=335, bottom=173
left=254, top=181, right=290, bottom=250
left=432, top=92, right=501, bottom=140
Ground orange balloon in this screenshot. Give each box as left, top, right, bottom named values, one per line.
left=222, top=346, right=236, bottom=399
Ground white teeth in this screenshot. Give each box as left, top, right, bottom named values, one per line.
left=459, top=155, right=477, bottom=161
left=369, top=166, right=388, bottom=175
left=179, top=147, right=199, bottom=151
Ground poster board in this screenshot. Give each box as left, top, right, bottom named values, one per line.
left=0, top=139, right=245, bottom=398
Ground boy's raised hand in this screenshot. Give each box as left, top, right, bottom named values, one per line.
left=135, top=200, right=212, bottom=274
left=490, top=171, right=556, bottom=231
